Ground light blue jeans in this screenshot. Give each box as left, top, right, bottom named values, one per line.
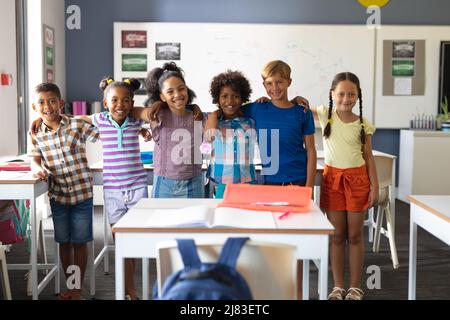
left=152, top=174, right=205, bottom=198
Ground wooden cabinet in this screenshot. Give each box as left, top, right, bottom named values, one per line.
left=398, top=130, right=450, bottom=202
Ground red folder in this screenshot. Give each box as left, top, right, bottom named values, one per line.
left=0, top=162, right=31, bottom=171
left=217, top=184, right=312, bottom=213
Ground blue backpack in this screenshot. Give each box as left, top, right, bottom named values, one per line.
left=157, top=237, right=253, bottom=300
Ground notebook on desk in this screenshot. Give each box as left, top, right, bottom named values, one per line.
left=145, top=205, right=275, bottom=229
left=217, top=184, right=312, bottom=213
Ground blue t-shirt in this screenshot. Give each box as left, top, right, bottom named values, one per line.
left=243, top=101, right=315, bottom=183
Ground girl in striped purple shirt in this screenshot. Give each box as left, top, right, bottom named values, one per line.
left=79, top=77, right=149, bottom=300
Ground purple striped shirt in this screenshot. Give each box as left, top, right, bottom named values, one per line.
left=92, top=112, right=147, bottom=191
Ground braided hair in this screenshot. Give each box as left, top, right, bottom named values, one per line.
left=324, top=72, right=366, bottom=144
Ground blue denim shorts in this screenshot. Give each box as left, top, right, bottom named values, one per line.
left=152, top=174, right=204, bottom=198
left=104, top=187, right=148, bottom=225
left=50, top=198, right=93, bottom=244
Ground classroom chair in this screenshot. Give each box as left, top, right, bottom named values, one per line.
left=0, top=241, right=12, bottom=300
left=156, top=239, right=297, bottom=300
left=370, top=154, right=399, bottom=269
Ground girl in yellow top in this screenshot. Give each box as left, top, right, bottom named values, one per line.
left=311, top=72, right=378, bottom=300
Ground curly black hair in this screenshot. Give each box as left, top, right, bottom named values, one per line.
left=209, top=70, right=252, bottom=105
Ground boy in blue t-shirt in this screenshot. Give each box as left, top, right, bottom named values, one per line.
left=244, top=60, right=316, bottom=187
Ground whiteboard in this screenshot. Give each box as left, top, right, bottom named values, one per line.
left=114, top=23, right=375, bottom=123
left=375, top=26, right=450, bottom=128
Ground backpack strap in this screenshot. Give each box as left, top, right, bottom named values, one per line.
left=218, top=237, right=249, bottom=268
left=176, top=239, right=202, bottom=268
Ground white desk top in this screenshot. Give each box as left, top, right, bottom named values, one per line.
left=0, top=171, right=41, bottom=184
left=407, top=195, right=450, bottom=223
left=112, top=198, right=334, bottom=235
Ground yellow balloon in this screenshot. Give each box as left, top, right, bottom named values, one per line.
left=358, top=0, right=390, bottom=8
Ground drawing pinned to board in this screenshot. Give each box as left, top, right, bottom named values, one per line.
left=46, top=47, right=54, bottom=66
left=392, top=41, right=415, bottom=58
left=43, top=24, right=55, bottom=83
left=121, top=54, right=147, bottom=72
left=392, top=60, right=415, bottom=77
left=122, top=30, right=147, bottom=48
left=155, top=43, right=181, bottom=60
left=46, top=69, right=54, bottom=83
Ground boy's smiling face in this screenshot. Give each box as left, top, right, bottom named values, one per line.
left=219, top=85, right=243, bottom=119
left=32, top=91, right=63, bottom=125
left=263, top=73, right=292, bottom=102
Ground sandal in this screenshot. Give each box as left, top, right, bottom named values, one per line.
left=328, top=287, right=346, bottom=300
left=345, top=287, right=364, bottom=300
left=58, top=289, right=84, bottom=300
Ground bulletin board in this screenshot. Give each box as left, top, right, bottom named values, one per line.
left=114, top=22, right=376, bottom=123
left=374, top=26, right=450, bottom=128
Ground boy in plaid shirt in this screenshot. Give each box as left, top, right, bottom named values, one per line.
left=29, top=83, right=99, bottom=300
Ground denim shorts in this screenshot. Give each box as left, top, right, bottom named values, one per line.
left=104, top=187, right=148, bottom=225
left=152, top=174, right=204, bottom=198
left=50, top=198, right=93, bottom=244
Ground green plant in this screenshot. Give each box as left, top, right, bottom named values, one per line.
left=437, top=96, right=450, bottom=122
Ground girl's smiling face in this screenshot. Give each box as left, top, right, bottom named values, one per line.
left=219, top=85, right=243, bottom=119
left=159, top=76, right=189, bottom=114
left=104, top=86, right=133, bottom=125
left=332, top=80, right=359, bottom=113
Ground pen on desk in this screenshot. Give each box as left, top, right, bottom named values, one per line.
left=278, top=211, right=291, bottom=220
left=252, top=202, right=290, bottom=206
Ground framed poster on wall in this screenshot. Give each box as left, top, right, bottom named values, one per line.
left=43, top=24, right=55, bottom=83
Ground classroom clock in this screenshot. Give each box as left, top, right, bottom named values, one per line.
left=358, top=0, right=390, bottom=8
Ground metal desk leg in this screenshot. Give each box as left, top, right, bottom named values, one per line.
left=103, top=206, right=110, bottom=274
left=54, top=243, right=60, bottom=295
left=302, top=260, right=309, bottom=300
left=90, top=240, right=95, bottom=297
left=318, top=237, right=329, bottom=300
left=142, top=258, right=149, bottom=300
left=30, top=190, right=38, bottom=300
left=408, top=218, right=417, bottom=300
left=115, top=250, right=125, bottom=300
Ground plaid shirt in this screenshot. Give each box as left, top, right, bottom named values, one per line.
left=29, top=115, right=99, bottom=205
left=206, top=116, right=257, bottom=184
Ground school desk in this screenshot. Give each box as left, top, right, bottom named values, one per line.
left=89, top=161, right=324, bottom=279
left=111, top=198, right=334, bottom=300
left=407, top=195, right=450, bottom=300
left=0, top=171, right=57, bottom=300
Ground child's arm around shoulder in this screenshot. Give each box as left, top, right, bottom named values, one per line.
left=204, top=109, right=222, bottom=142
left=74, top=115, right=93, bottom=125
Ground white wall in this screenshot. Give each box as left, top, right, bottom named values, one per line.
left=0, top=0, right=19, bottom=156
left=28, top=0, right=66, bottom=123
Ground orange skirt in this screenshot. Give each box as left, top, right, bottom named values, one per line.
left=320, top=164, right=370, bottom=212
